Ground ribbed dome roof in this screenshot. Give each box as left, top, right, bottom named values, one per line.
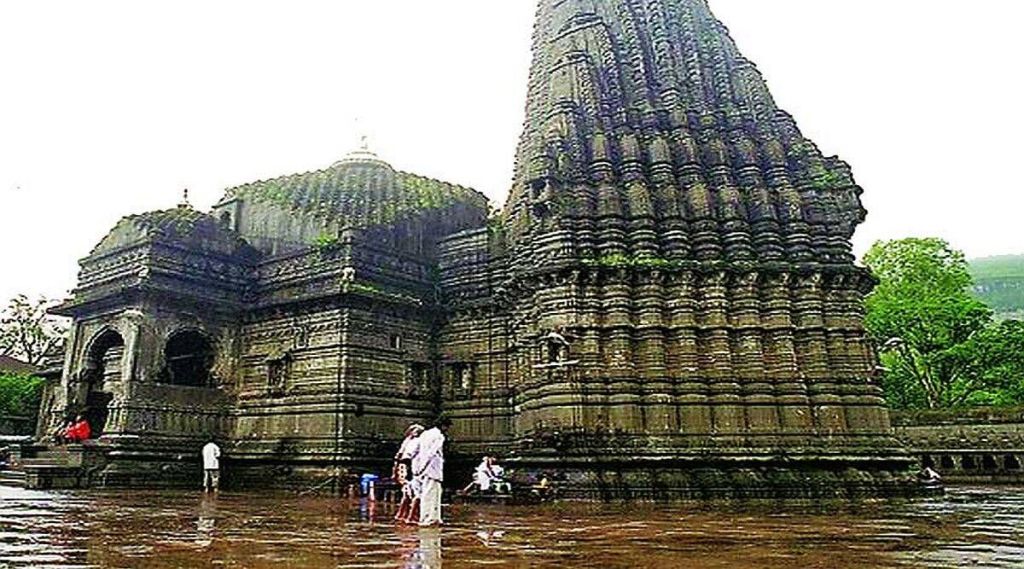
left=90, top=206, right=258, bottom=258
left=221, top=149, right=488, bottom=230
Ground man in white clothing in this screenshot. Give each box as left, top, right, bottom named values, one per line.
left=202, top=440, right=221, bottom=492
left=411, top=416, right=451, bottom=527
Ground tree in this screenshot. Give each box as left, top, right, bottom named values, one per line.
left=0, top=372, right=44, bottom=419
left=863, top=238, right=1024, bottom=409
left=0, top=294, right=67, bottom=366
left=943, top=320, right=1024, bottom=406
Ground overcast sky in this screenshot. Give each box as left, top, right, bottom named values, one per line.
left=2, top=0, right=1022, bottom=305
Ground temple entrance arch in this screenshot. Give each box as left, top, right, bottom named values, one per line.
left=81, top=329, right=125, bottom=434
left=160, top=330, right=215, bottom=387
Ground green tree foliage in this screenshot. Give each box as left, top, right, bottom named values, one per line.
left=944, top=320, right=1024, bottom=406
left=864, top=238, right=1024, bottom=409
left=0, top=294, right=67, bottom=366
left=0, top=373, right=44, bottom=418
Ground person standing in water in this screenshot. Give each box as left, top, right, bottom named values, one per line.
left=412, top=416, right=451, bottom=527
left=202, top=440, right=221, bottom=493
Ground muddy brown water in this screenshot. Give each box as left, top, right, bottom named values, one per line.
left=1, top=486, right=1023, bottom=568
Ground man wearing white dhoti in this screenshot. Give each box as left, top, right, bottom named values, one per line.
left=412, top=416, right=451, bottom=527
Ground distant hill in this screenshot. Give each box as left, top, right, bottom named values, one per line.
left=971, top=255, right=1024, bottom=320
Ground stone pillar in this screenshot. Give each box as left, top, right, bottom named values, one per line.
left=115, top=314, right=143, bottom=434
left=59, top=322, right=86, bottom=421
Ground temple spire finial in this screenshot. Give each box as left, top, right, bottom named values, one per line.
left=333, top=120, right=389, bottom=168
left=352, top=116, right=372, bottom=153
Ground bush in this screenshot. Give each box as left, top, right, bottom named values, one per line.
left=0, top=373, right=44, bottom=418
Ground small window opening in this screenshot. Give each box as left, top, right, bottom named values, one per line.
left=161, top=331, right=215, bottom=387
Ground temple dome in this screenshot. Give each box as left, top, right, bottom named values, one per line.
left=331, top=144, right=393, bottom=170
left=219, top=146, right=488, bottom=231
left=90, top=206, right=259, bottom=259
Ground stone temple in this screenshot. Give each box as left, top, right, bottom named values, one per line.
left=39, top=0, right=919, bottom=497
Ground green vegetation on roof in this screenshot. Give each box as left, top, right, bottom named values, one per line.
left=312, top=234, right=341, bottom=251
left=126, top=207, right=208, bottom=234
left=223, top=158, right=488, bottom=230
left=90, top=207, right=255, bottom=257
left=789, top=140, right=851, bottom=191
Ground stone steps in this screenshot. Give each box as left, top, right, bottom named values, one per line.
left=0, top=469, right=26, bottom=488
left=27, top=444, right=96, bottom=489
left=23, top=465, right=84, bottom=490
left=22, top=460, right=72, bottom=469
left=32, top=449, right=75, bottom=462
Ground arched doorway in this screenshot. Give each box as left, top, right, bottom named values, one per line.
left=160, top=331, right=215, bottom=387
left=83, top=329, right=124, bottom=435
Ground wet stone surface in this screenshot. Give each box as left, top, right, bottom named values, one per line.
left=1, top=486, right=1023, bottom=568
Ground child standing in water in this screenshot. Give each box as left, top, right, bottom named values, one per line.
left=393, top=424, right=424, bottom=523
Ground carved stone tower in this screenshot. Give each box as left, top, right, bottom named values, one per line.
left=439, top=0, right=917, bottom=498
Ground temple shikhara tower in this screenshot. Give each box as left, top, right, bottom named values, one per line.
left=38, top=0, right=918, bottom=497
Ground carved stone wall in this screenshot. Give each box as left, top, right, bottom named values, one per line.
left=893, top=408, right=1024, bottom=483
left=39, top=0, right=921, bottom=497
left=44, top=148, right=488, bottom=486
left=436, top=0, right=917, bottom=498
left=438, top=229, right=515, bottom=457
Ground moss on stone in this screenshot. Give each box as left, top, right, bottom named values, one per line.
left=312, top=234, right=341, bottom=252
left=582, top=253, right=682, bottom=270
left=222, top=159, right=489, bottom=232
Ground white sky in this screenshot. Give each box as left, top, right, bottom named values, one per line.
left=2, top=0, right=1022, bottom=305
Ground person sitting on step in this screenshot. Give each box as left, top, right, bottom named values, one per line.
left=64, top=415, right=92, bottom=444
left=463, top=456, right=509, bottom=495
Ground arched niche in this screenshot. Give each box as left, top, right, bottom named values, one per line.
left=160, top=330, right=216, bottom=388
left=86, top=329, right=126, bottom=388
left=81, top=328, right=125, bottom=434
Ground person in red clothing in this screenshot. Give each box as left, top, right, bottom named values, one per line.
left=64, top=415, right=92, bottom=443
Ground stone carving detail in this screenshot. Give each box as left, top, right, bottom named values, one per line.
left=434, top=0, right=914, bottom=497
left=40, top=0, right=918, bottom=497
left=341, top=267, right=356, bottom=284
left=265, top=351, right=292, bottom=396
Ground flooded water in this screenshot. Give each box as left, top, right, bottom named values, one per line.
left=1, top=486, right=1023, bottom=568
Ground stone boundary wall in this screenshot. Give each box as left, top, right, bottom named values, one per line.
left=892, top=407, right=1024, bottom=483
left=0, top=415, right=32, bottom=436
